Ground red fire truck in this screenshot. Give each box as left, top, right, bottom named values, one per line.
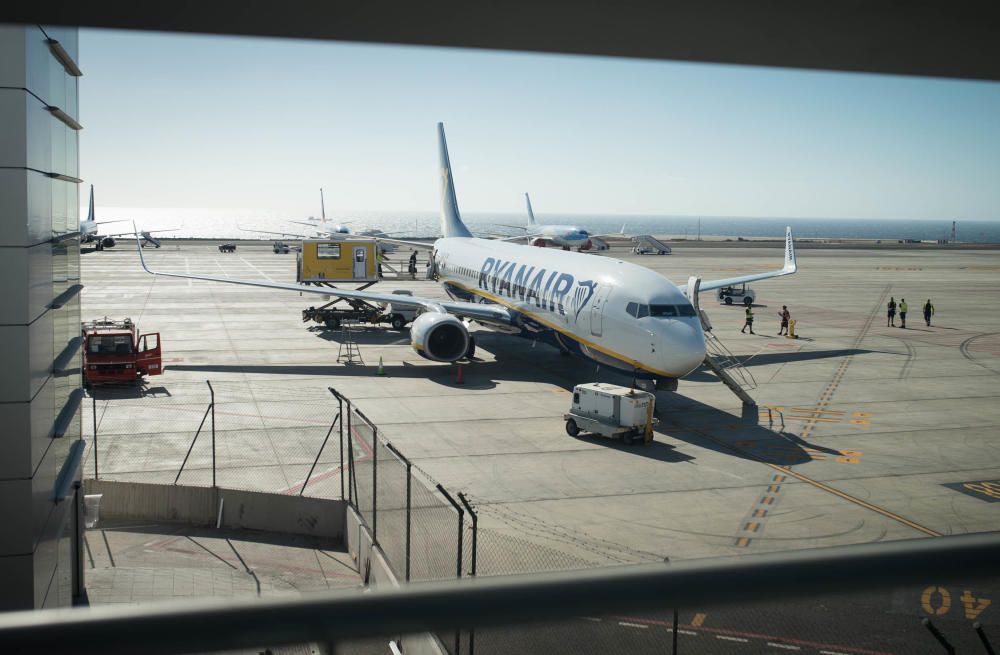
left=81, top=318, right=162, bottom=386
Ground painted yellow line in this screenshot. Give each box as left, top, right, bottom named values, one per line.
left=790, top=408, right=846, bottom=415
left=768, top=464, right=942, bottom=537
left=444, top=279, right=684, bottom=378
left=761, top=496, right=775, bottom=505
left=773, top=474, right=786, bottom=483
left=768, top=484, right=780, bottom=493
left=753, top=509, right=768, bottom=518
left=744, top=522, right=760, bottom=532
left=784, top=416, right=842, bottom=422
left=736, top=537, right=751, bottom=547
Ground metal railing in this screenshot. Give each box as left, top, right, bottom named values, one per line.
left=2, top=532, right=998, bottom=655
left=84, top=381, right=345, bottom=499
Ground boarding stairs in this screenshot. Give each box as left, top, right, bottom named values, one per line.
left=702, top=328, right=757, bottom=406
left=688, top=276, right=756, bottom=406
left=336, top=321, right=364, bottom=365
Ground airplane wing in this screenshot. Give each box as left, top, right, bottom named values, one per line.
left=682, top=227, right=797, bottom=295
left=133, top=230, right=511, bottom=327
left=289, top=219, right=352, bottom=229
left=238, top=225, right=312, bottom=239
left=494, top=224, right=530, bottom=231
left=373, top=237, right=437, bottom=251
left=101, top=228, right=180, bottom=238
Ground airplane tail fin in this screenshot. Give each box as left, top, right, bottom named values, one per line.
left=319, top=187, right=326, bottom=223
left=783, top=226, right=797, bottom=273
left=437, top=122, right=473, bottom=238
left=525, top=193, right=537, bottom=226
left=87, top=185, right=95, bottom=222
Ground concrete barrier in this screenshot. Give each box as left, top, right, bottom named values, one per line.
left=346, top=507, right=445, bottom=655
left=83, top=479, right=345, bottom=541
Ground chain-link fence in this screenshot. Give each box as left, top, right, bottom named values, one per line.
left=82, top=380, right=346, bottom=499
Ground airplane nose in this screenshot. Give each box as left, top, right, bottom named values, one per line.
left=662, top=319, right=706, bottom=376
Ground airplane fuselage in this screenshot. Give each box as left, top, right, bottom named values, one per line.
left=529, top=224, right=592, bottom=250
left=432, top=237, right=706, bottom=379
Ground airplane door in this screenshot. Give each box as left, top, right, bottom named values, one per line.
left=590, top=286, right=611, bottom=337
left=136, top=333, right=162, bottom=376
left=353, top=247, right=367, bottom=278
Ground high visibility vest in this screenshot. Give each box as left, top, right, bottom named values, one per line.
left=900, top=302, right=908, bottom=312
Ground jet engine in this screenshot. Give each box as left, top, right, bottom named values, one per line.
left=531, top=238, right=546, bottom=247
left=101, top=237, right=117, bottom=248
left=410, top=313, right=470, bottom=362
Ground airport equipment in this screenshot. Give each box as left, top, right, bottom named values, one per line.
left=272, top=241, right=290, bottom=254
left=336, top=321, right=364, bottom=365
left=563, top=383, right=657, bottom=445
left=81, top=317, right=162, bottom=386
left=297, top=238, right=378, bottom=283
left=302, top=289, right=417, bottom=330
left=717, top=282, right=755, bottom=305
left=218, top=244, right=236, bottom=253
left=631, top=235, right=672, bottom=255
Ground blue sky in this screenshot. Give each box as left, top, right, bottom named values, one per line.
left=79, top=29, right=1000, bottom=220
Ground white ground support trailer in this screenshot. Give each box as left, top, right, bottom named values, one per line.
left=563, top=383, right=658, bottom=445
left=717, top=282, right=755, bottom=306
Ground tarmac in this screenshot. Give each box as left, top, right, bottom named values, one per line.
left=79, top=237, right=1000, bottom=653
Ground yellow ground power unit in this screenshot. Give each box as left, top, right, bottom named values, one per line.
left=297, top=239, right=379, bottom=283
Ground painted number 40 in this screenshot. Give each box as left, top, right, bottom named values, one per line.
left=921, top=586, right=992, bottom=620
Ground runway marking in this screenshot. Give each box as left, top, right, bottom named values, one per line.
left=767, top=642, right=801, bottom=650
left=799, top=285, right=889, bottom=439
left=618, top=621, right=648, bottom=629
left=767, top=462, right=942, bottom=537
left=717, top=635, right=749, bottom=643
left=611, top=615, right=893, bottom=654
left=790, top=408, right=845, bottom=415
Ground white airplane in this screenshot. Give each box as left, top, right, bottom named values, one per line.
left=136, top=123, right=797, bottom=391
left=496, top=193, right=620, bottom=251
left=240, top=188, right=402, bottom=250
left=80, top=185, right=174, bottom=250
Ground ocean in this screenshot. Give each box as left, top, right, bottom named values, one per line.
left=92, top=207, right=1000, bottom=244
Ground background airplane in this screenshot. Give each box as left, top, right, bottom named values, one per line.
left=80, top=185, right=175, bottom=250
left=137, top=123, right=796, bottom=392
left=494, top=193, right=622, bottom=251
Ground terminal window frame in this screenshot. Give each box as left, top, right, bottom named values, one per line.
left=317, top=244, right=342, bottom=259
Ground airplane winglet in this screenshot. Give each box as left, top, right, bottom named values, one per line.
left=783, top=226, right=797, bottom=273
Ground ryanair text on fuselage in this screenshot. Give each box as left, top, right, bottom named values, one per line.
left=477, top=257, right=598, bottom=319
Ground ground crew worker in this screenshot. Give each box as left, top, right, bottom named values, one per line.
left=778, top=305, right=791, bottom=335
left=899, top=298, right=908, bottom=328
left=741, top=306, right=755, bottom=334
left=408, top=250, right=418, bottom=279
left=887, top=297, right=897, bottom=327
left=923, top=299, right=935, bottom=326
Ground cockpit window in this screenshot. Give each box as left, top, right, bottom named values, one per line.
left=649, top=305, right=678, bottom=317
left=630, top=303, right=697, bottom=319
